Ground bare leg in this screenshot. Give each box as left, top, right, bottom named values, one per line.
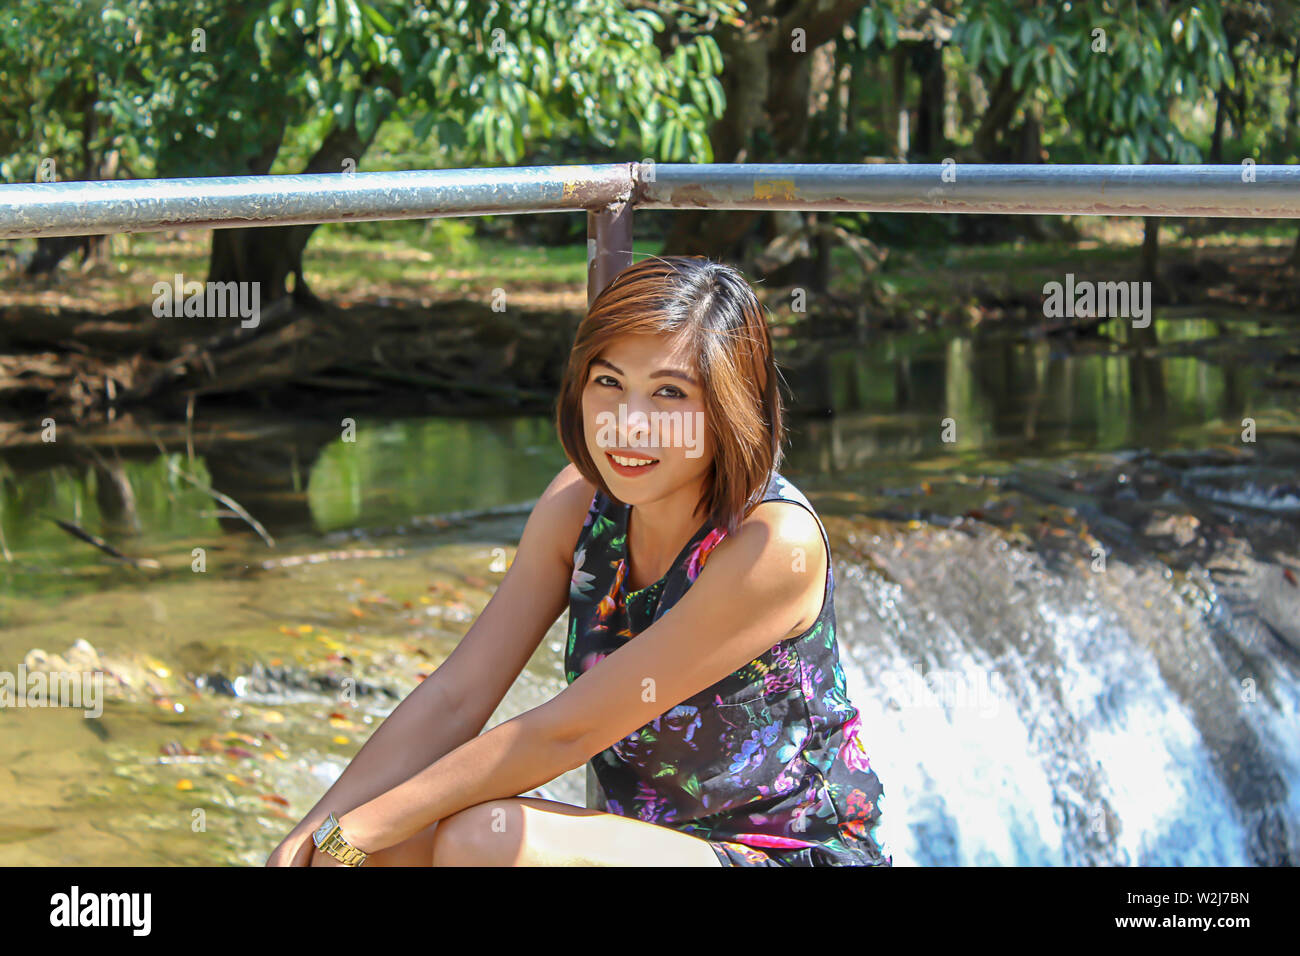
left=364, top=797, right=724, bottom=867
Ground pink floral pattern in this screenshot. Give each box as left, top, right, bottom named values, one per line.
left=566, top=471, right=891, bottom=867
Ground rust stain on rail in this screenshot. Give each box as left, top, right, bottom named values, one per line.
left=754, top=179, right=797, bottom=201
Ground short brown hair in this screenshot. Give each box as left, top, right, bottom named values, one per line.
left=555, top=255, right=786, bottom=537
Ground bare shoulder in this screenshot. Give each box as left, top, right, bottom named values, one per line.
left=744, top=499, right=825, bottom=552
left=533, top=462, right=599, bottom=570
left=727, top=499, right=827, bottom=635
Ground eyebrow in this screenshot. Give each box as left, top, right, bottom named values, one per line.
left=590, top=358, right=698, bottom=386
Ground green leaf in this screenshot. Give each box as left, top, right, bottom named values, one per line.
left=412, top=109, right=436, bottom=142
left=699, top=35, right=723, bottom=75
left=857, top=9, right=877, bottom=49
left=354, top=87, right=376, bottom=139
left=988, top=20, right=1008, bottom=68
left=1012, top=49, right=1034, bottom=90
left=704, top=75, right=725, bottom=116
left=361, top=3, right=393, bottom=33
left=632, top=8, right=664, bottom=32
left=880, top=9, right=898, bottom=49
left=340, top=0, right=363, bottom=40
left=967, top=19, right=986, bottom=66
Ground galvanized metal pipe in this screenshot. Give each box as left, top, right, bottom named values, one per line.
left=636, top=163, right=1300, bottom=218
left=6, top=163, right=1300, bottom=243
left=0, top=164, right=638, bottom=240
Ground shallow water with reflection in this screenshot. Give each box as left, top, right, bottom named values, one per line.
left=1, top=309, right=1296, bottom=865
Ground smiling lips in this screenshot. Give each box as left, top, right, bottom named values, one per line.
left=606, top=450, right=660, bottom=475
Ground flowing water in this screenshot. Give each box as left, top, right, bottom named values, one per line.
left=1, top=308, right=1297, bottom=865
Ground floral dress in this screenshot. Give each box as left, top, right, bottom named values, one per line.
left=566, top=470, right=891, bottom=867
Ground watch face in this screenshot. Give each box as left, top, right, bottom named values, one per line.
left=313, top=820, right=334, bottom=845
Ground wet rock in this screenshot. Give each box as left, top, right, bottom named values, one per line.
left=1142, top=512, right=1202, bottom=548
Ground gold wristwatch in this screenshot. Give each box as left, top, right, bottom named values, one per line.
left=311, top=813, right=369, bottom=866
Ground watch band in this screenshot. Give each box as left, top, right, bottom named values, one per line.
left=312, top=813, right=369, bottom=866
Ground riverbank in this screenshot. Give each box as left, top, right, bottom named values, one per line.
left=3, top=224, right=1299, bottom=426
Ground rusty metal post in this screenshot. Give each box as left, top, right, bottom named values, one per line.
left=586, top=195, right=635, bottom=311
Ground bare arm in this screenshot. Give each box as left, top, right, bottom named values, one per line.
left=290, top=464, right=588, bottom=834
left=336, top=502, right=825, bottom=854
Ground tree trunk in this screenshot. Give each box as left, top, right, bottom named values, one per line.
left=1140, top=216, right=1161, bottom=285
left=662, top=0, right=861, bottom=261
left=25, top=81, right=109, bottom=276
left=206, top=120, right=381, bottom=309
left=1210, top=84, right=1228, bottom=163
left=972, top=67, right=1022, bottom=160
left=661, top=15, right=768, bottom=259
left=914, top=41, right=947, bottom=160
left=889, top=45, right=909, bottom=158
left=1286, top=42, right=1300, bottom=149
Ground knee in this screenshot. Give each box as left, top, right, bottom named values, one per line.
left=431, top=799, right=527, bottom=866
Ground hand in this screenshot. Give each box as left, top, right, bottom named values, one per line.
left=266, top=818, right=326, bottom=867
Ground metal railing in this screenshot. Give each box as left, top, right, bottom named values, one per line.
left=5, top=163, right=1300, bottom=311
left=4, top=160, right=1298, bottom=811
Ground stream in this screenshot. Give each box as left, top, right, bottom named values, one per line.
left=1, top=306, right=1297, bottom=865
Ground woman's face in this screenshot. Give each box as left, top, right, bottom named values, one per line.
left=581, top=331, right=713, bottom=508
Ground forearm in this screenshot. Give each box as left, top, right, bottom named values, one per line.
left=303, top=676, right=491, bottom=827
left=339, top=707, right=582, bottom=854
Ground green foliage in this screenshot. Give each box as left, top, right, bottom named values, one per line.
left=2, top=0, right=739, bottom=187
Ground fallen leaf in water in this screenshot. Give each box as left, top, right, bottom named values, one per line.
left=419, top=596, right=432, bottom=604
left=332, top=735, right=350, bottom=745
left=1284, top=568, right=1297, bottom=587
left=328, top=711, right=346, bottom=719
left=464, top=575, right=489, bottom=588
left=297, top=625, right=314, bottom=635
left=225, top=747, right=254, bottom=759
left=261, top=711, right=285, bottom=723
left=261, top=794, right=290, bottom=807
left=349, top=606, right=365, bottom=618
left=176, top=779, right=194, bottom=791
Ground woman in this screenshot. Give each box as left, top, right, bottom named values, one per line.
left=267, top=256, right=890, bottom=867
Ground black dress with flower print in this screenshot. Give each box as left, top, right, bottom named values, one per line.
left=565, top=470, right=891, bottom=867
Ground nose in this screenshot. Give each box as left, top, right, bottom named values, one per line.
left=620, top=401, right=653, bottom=449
